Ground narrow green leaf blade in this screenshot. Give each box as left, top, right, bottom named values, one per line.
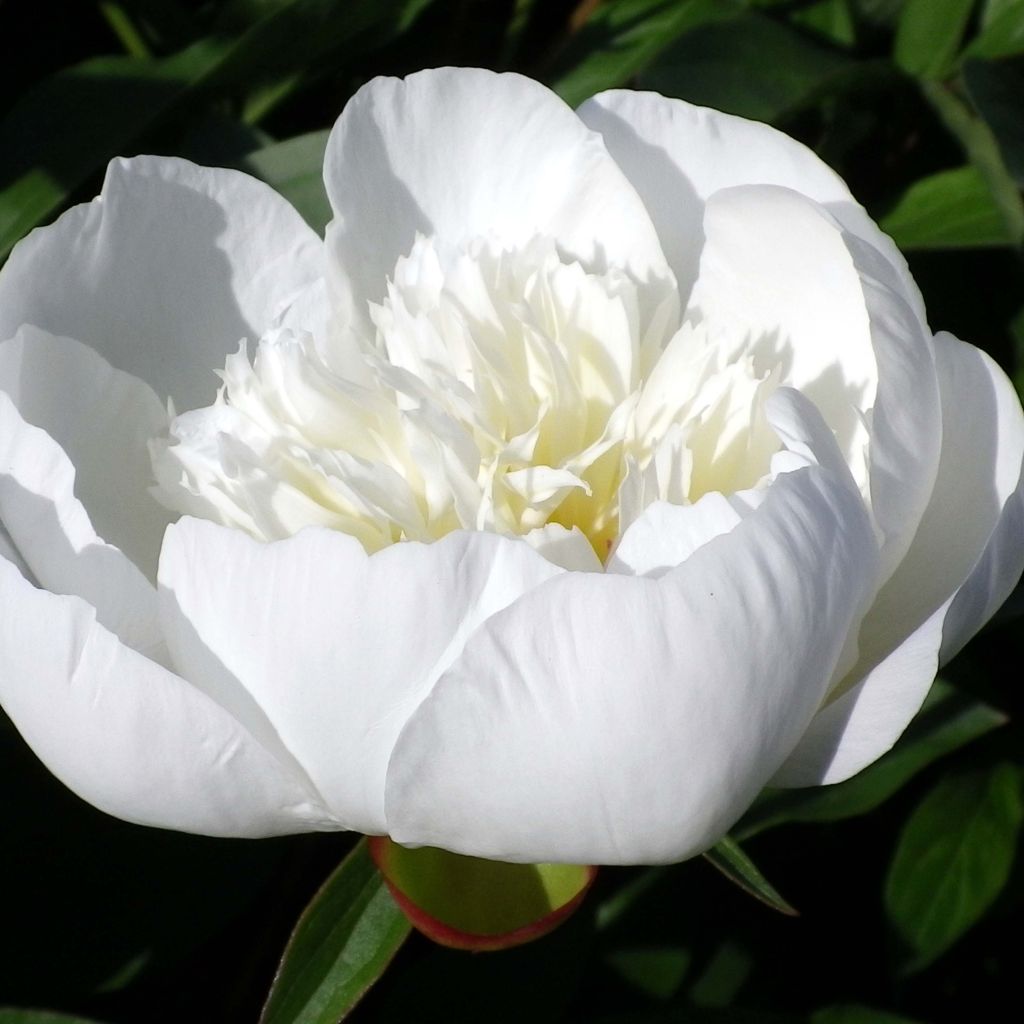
left=880, top=165, right=1015, bottom=248
left=703, top=836, right=798, bottom=916
left=260, top=839, right=410, bottom=1024
left=884, top=762, right=1024, bottom=972
left=894, top=0, right=976, bottom=79
left=736, top=679, right=1006, bottom=837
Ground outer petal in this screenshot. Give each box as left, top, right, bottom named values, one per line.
left=772, top=600, right=949, bottom=786
left=0, top=557, right=337, bottom=837
left=0, top=326, right=171, bottom=579
left=690, top=185, right=941, bottom=582
left=0, top=156, right=322, bottom=412
left=776, top=333, right=1024, bottom=785
left=385, top=463, right=877, bottom=865
left=932, top=334, right=1024, bottom=661
left=158, top=523, right=563, bottom=835
left=577, top=89, right=925, bottom=323
left=323, top=69, right=674, bottom=348
left=0, top=385, right=161, bottom=654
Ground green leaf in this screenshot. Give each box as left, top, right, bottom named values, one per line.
left=637, top=12, right=854, bottom=124
left=736, top=679, right=1006, bottom=837
left=964, top=2, right=1024, bottom=59
left=963, top=57, right=1024, bottom=184
left=0, top=0, right=435, bottom=261
left=884, top=761, right=1024, bottom=972
left=218, top=0, right=437, bottom=122
left=880, top=165, right=1015, bottom=247
left=920, top=78, right=1024, bottom=243
left=894, top=0, right=976, bottom=79
left=551, top=0, right=743, bottom=109
left=688, top=941, right=754, bottom=1009
left=982, top=0, right=1023, bottom=27
left=604, top=947, right=691, bottom=1000
left=0, top=38, right=229, bottom=262
left=812, top=1006, right=927, bottom=1024
left=790, top=0, right=858, bottom=48
left=702, top=836, right=798, bottom=916
left=0, top=1014, right=108, bottom=1024
left=260, top=839, right=410, bottom=1024
left=242, top=130, right=331, bottom=233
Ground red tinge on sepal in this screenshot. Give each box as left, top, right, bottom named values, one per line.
left=368, top=836, right=597, bottom=951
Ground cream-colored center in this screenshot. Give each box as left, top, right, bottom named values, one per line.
left=152, top=235, right=785, bottom=561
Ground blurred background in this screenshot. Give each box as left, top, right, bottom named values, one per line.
left=1, top=2, right=1023, bottom=1022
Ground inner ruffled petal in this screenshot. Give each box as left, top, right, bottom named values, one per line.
left=151, top=230, right=872, bottom=566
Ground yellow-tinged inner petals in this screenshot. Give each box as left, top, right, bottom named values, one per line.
left=151, top=235, right=786, bottom=561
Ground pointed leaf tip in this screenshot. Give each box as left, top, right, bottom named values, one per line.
left=703, top=835, right=798, bottom=916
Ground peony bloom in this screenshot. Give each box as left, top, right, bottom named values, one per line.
left=0, top=67, right=1021, bottom=867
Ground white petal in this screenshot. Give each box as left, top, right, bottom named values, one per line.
left=840, top=231, right=942, bottom=581
left=158, top=522, right=563, bottom=835
left=523, top=524, right=603, bottom=572
left=0, top=388, right=161, bottom=654
left=772, top=600, right=949, bottom=786
left=690, top=186, right=876, bottom=452
left=766, top=387, right=861, bottom=486
left=577, top=89, right=925, bottom=322
left=608, top=495, right=743, bottom=577
left=0, top=519, right=33, bottom=583
left=323, top=69, right=674, bottom=344
left=775, top=333, right=1024, bottom=785
left=385, top=463, right=878, bottom=865
left=690, top=185, right=941, bottom=580
left=0, top=156, right=322, bottom=412
left=0, top=326, right=171, bottom=578
left=0, top=557, right=337, bottom=837
left=866, top=333, right=1023, bottom=666
left=931, top=334, right=1024, bottom=660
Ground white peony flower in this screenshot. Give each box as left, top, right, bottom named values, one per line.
left=0, top=68, right=1021, bottom=866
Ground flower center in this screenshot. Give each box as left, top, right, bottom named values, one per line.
left=151, top=236, right=784, bottom=562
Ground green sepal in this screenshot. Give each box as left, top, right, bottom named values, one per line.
left=369, top=836, right=596, bottom=951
